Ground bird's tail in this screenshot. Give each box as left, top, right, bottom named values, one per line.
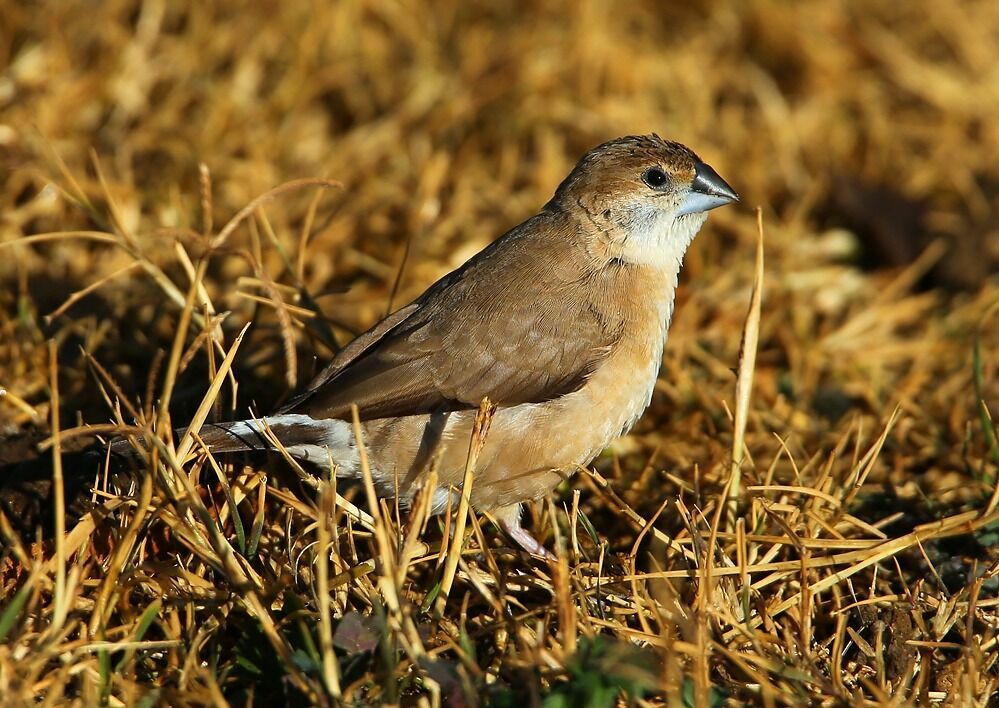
left=108, top=414, right=359, bottom=472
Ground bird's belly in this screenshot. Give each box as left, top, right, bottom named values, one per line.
left=358, top=325, right=665, bottom=511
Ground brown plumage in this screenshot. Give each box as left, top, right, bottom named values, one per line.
left=171, top=134, right=739, bottom=556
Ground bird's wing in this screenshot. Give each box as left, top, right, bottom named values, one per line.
left=286, top=217, right=622, bottom=421
left=277, top=301, right=420, bottom=414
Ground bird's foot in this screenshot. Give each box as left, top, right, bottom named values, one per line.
left=499, top=518, right=556, bottom=560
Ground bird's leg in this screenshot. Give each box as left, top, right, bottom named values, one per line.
left=503, top=522, right=556, bottom=560
left=493, top=504, right=555, bottom=560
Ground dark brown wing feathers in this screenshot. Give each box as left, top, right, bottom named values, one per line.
left=286, top=211, right=621, bottom=421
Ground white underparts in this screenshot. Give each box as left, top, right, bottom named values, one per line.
left=430, top=487, right=460, bottom=515
left=225, top=414, right=360, bottom=475
left=225, top=415, right=467, bottom=515
left=618, top=204, right=708, bottom=271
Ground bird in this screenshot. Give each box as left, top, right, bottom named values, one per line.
left=133, top=134, right=738, bottom=557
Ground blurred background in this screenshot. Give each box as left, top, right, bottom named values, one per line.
left=2, top=0, right=998, bottom=523
left=2, top=1, right=999, bottom=703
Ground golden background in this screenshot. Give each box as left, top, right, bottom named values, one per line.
left=1, top=1, right=997, bottom=703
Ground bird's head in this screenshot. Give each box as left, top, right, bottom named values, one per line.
left=550, top=134, right=738, bottom=270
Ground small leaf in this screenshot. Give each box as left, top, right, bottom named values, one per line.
left=135, top=691, right=161, bottom=708
left=0, top=576, right=33, bottom=642
left=291, top=648, right=319, bottom=673
left=576, top=508, right=600, bottom=547
left=974, top=518, right=999, bottom=547
left=333, top=612, right=379, bottom=654
left=284, top=591, right=321, bottom=669
left=458, top=626, right=476, bottom=665
left=234, top=653, right=262, bottom=676
left=116, top=599, right=162, bottom=672
left=99, top=648, right=111, bottom=705
left=421, top=580, right=442, bottom=614
left=420, top=658, right=468, bottom=707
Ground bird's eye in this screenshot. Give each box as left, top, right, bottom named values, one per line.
left=643, top=167, right=669, bottom=189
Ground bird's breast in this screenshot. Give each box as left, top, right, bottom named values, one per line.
left=360, top=283, right=676, bottom=511
left=566, top=293, right=671, bottom=454
left=466, top=281, right=675, bottom=507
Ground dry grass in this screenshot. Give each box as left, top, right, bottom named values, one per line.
left=2, top=0, right=999, bottom=705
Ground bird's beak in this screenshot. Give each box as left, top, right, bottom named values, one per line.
left=677, top=161, right=739, bottom=216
